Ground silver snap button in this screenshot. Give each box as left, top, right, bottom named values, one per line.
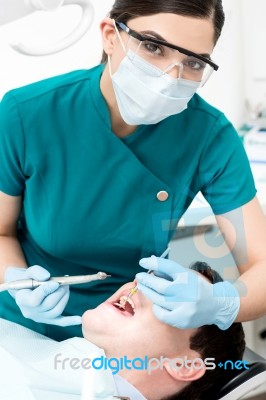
left=157, top=191, right=169, bottom=202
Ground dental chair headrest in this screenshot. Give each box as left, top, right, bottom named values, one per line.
left=215, top=347, right=266, bottom=400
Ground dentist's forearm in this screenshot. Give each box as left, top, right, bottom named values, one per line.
left=0, top=235, right=28, bottom=283
left=234, top=261, right=266, bottom=322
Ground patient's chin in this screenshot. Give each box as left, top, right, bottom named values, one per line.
left=81, top=309, right=100, bottom=340
left=81, top=308, right=109, bottom=344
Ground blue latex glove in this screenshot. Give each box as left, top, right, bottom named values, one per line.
left=4, top=265, right=82, bottom=327
left=136, top=256, right=240, bottom=330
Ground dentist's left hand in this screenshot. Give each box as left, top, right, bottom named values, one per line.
left=136, top=256, right=240, bottom=330
left=5, top=265, right=82, bottom=327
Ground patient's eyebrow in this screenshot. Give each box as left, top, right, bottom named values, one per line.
left=140, top=29, right=211, bottom=58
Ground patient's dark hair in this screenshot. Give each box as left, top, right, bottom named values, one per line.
left=164, top=261, right=246, bottom=400
left=101, top=0, right=225, bottom=63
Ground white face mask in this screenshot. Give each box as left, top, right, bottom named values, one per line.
left=108, top=33, right=200, bottom=125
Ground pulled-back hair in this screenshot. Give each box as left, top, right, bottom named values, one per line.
left=164, top=261, right=245, bottom=400
left=101, top=0, right=225, bottom=63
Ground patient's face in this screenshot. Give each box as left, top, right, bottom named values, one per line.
left=82, top=282, right=196, bottom=360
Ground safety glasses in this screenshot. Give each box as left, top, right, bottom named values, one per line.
left=115, top=21, right=219, bottom=85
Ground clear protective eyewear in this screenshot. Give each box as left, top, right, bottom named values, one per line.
left=115, top=21, right=219, bottom=86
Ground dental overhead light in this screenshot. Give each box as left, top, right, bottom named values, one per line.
left=0, top=0, right=94, bottom=56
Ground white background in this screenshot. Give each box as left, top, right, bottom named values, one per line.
left=1, top=0, right=266, bottom=129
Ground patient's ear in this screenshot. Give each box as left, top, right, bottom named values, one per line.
left=163, top=356, right=206, bottom=382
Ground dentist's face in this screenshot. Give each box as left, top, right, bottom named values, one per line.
left=82, top=281, right=196, bottom=360
left=103, top=12, right=215, bottom=79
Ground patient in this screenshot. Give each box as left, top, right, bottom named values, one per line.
left=0, top=262, right=245, bottom=400
left=82, top=261, right=245, bottom=400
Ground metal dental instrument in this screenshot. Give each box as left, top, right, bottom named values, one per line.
left=0, top=272, right=111, bottom=292
left=123, top=247, right=171, bottom=304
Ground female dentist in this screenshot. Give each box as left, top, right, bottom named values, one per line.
left=0, top=0, right=266, bottom=341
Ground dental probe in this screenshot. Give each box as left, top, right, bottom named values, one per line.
left=0, top=272, right=111, bottom=292
left=124, top=247, right=171, bottom=302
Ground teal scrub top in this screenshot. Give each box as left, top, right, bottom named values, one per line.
left=0, top=64, right=256, bottom=340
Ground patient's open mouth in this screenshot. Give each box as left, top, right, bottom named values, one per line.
left=113, top=296, right=135, bottom=316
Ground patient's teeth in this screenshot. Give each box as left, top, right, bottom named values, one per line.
left=113, top=295, right=135, bottom=314
left=126, top=298, right=135, bottom=312
left=119, top=296, right=127, bottom=308
left=120, top=296, right=135, bottom=313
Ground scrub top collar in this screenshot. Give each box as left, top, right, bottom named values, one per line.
left=114, top=374, right=147, bottom=400
left=90, top=64, right=112, bottom=130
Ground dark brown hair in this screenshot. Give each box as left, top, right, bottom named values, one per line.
left=101, top=0, right=225, bottom=63
left=163, top=261, right=245, bottom=400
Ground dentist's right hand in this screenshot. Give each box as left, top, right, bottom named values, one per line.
left=4, top=265, right=82, bottom=327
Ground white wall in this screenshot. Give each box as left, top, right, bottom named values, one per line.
left=0, top=0, right=114, bottom=95
left=198, top=0, right=266, bottom=127
left=242, top=0, right=266, bottom=119
left=200, top=0, right=245, bottom=128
